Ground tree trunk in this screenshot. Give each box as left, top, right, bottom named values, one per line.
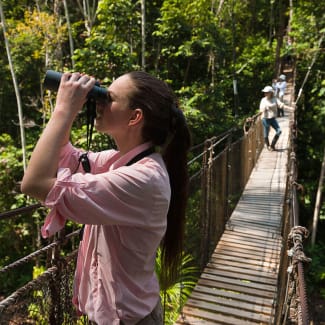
left=63, top=0, right=75, bottom=68
left=141, top=0, right=146, bottom=70
left=274, top=0, right=286, bottom=75
left=231, top=0, right=238, bottom=116
left=0, top=1, right=27, bottom=171
left=311, top=147, right=325, bottom=246
left=216, top=0, right=225, bottom=16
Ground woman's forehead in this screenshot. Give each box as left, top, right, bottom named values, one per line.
left=108, top=74, right=134, bottom=97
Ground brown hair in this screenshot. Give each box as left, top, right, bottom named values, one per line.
left=127, top=71, right=191, bottom=288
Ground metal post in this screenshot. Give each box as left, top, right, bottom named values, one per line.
left=199, top=140, right=210, bottom=268
left=225, top=133, right=232, bottom=222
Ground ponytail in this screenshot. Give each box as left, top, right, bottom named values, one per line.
left=126, top=71, right=191, bottom=288
left=161, top=109, right=191, bottom=289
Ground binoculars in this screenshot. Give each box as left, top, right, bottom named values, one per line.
left=43, top=70, right=108, bottom=99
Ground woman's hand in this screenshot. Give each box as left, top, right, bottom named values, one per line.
left=54, top=72, right=97, bottom=121
left=21, top=72, right=96, bottom=202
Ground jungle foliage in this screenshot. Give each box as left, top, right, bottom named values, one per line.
left=0, top=0, right=324, bottom=322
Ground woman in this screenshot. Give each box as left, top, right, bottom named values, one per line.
left=259, top=85, right=285, bottom=151
left=21, top=71, right=191, bottom=324
left=275, top=74, right=287, bottom=116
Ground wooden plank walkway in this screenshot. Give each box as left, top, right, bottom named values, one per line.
left=176, top=84, right=293, bottom=324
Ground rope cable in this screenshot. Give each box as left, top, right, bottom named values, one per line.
left=295, top=32, right=325, bottom=105
left=0, top=229, right=80, bottom=274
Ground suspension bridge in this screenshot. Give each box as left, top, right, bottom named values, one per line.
left=176, top=71, right=301, bottom=325
left=0, top=68, right=311, bottom=325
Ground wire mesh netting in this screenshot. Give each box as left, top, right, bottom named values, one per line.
left=0, top=117, right=264, bottom=324
left=0, top=250, right=83, bottom=325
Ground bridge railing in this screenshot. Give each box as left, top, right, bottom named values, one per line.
left=0, top=115, right=264, bottom=324
left=196, top=115, right=263, bottom=268
left=274, top=110, right=311, bottom=324
left=0, top=204, right=82, bottom=324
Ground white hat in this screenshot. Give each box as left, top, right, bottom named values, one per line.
left=279, top=74, right=286, bottom=80
left=262, top=86, right=274, bottom=93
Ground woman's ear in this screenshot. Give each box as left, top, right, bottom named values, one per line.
left=128, top=108, right=144, bottom=126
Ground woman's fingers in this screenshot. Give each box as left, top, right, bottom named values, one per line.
left=54, top=72, right=96, bottom=118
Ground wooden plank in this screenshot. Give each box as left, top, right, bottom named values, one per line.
left=232, top=210, right=282, bottom=217
left=232, top=211, right=282, bottom=219
left=210, top=254, right=280, bottom=270
left=224, top=228, right=281, bottom=240
left=206, top=262, right=278, bottom=280
left=200, top=273, right=276, bottom=292
left=241, top=192, right=283, bottom=198
left=227, top=222, right=281, bottom=234
left=193, top=284, right=274, bottom=307
left=237, top=194, right=283, bottom=201
left=239, top=194, right=283, bottom=200
left=220, top=237, right=281, bottom=252
left=213, top=248, right=279, bottom=261
left=218, top=237, right=281, bottom=253
left=223, top=230, right=282, bottom=244
left=219, top=233, right=281, bottom=249
left=211, top=253, right=279, bottom=270
left=231, top=211, right=282, bottom=221
left=217, top=241, right=281, bottom=259
left=229, top=221, right=281, bottom=233
left=212, top=248, right=279, bottom=263
left=220, top=235, right=280, bottom=247
left=230, top=218, right=281, bottom=227
left=214, top=249, right=279, bottom=264
left=228, top=224, right=281, bottom=237
left=209, top=256, right=278, bottom=273
left=249, top=176, right=286, bottom=183
left=181, top=306, right=262, bottom=325
left=214, top=241, right=279, bottom=259
left=224, top=226, right=281, bottom=239
left=203, top=267, right=277, bottom=285
left=189, top=292, right=273, bottom=315
left=197, top=278, right=276, bottom=299
left=235, top=200, right=283, bottom=207
left=175, top=314, right=217, bottom=325
left=184, top=300, right=272, bottom=324
left=230, top=218, right=281, bottom=228
left=231, top=211, right=281, bottom=220
left=243, top=183, right=286, bottom=190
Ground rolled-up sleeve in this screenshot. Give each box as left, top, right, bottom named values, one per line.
left=42, top=160, right=170, bottom=237
left=59, top=143, right=80, bottom=169
left=58, top=142, right=119, bottom=174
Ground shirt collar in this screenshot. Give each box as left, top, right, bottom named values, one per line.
left=111, top=142, right=153, bottom=170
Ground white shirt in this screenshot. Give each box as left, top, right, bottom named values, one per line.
left=276, top=81, right=287, bottom=97
left=259, top=97, right=284, bottom=119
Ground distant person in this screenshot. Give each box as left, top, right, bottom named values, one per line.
left=276, top=74, right=287, bottom=116
left=21, top=71, right=191, bottom=325
left=284, top=37, right=293, bottom=66
left=259, top=86, right=284, bottom=151
left=272, top=78, right=278, bottom=96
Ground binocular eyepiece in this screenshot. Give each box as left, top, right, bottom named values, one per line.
left=43, top=70, right=108, bottom=100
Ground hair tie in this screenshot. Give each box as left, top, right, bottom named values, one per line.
left=170, top=105, right=177, bottom=131
left=171, top=104, right=186, bottom=126
left=171, top=103, right=178, bottom=116
left=163, top=103, right=186, bottom=152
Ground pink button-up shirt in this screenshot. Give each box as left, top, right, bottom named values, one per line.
left=41, top=142, right=170, bottom=325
